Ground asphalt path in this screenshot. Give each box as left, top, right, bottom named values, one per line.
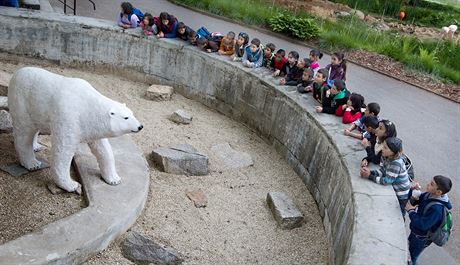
left=48, top=0, right=460, bottom=264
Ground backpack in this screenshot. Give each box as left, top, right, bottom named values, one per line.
left=128, top=8, right=144, bottom=22
left=196, top=26, right=211, bottom=39
left=422, top=200, right=453, bottom=246
left=402, top=154, right=415, bottom=182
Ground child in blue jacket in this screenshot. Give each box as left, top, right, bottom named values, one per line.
left=405, top=175, right=453, bottom=265
left=242, top=38, right=263, bottom=68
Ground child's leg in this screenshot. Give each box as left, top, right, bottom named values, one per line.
left=408, top=233, right=431, bottom=265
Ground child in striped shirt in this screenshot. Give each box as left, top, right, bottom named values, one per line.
left=360, top=137, right=411, bottom=217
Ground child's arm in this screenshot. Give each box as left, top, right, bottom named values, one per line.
left=342, top=110, right=361, bottom=124
left=345, top=131, right=364, bottom=140
left=368, top=160, right=401, bottom=185
left=408, top=199, right=444, bottom=231
left=241, top=50, right=249, bottom=66
left=252, top=51, right=263, bottom=68
left=117, top=13, right=127, bottom=27
left=129, top=15, right=139, bottom=28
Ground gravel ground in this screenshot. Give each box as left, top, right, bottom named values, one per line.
left=0, top=60, right=329, bottom=264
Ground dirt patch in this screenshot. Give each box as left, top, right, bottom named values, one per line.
left=0, top=60, right=329, bottom=264
left=0, top=134, right=84, bottom=245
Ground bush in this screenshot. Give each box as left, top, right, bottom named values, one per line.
left=268, top=13, right=320, bottom=40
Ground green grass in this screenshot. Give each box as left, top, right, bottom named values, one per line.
left=172, top=0, right=460, bottom=84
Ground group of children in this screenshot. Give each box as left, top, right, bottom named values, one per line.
left=116, top=3, right=453, bottom=264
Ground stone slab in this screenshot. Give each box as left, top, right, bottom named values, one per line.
left=0, top=96, right=8, bottom=110
left=0, top=161, right=49, bottom=177
left=121, top=231, right=182, bottom=265
left=152, top=144, right=209, bottom=176
left=266, top=192, right=304, bottom=229
left=211, top=143, right=254, bottom=169
left=185, top=189, right=207, bottom=208
left=0, top=135, right=150, bottom=264
left=169, top=109, right=192, bottom=124
left=145, top=85, right=173, bottom=101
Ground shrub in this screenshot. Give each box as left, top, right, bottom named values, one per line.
left=269, top=13, right=320, bottom=40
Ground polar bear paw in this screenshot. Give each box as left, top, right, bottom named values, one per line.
left=22, top=159, right=42, bottom=171
left=102, top=173, right=121, bottom=186
left=56, top=179, right=82, bottom=195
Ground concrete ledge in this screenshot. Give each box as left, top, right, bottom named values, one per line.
left=0, top=8, right=407, bottom=264
left=0, top=135, right=149, bottom=264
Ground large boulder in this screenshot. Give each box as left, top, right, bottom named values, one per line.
left=0, top=96, right=8, bottom=110
left=152, top=144, right=209, bottom=175
left=0, top=110, right=12, bottom=132
left=145, top=85, right=174, bottom=101
left=0, top=70, right=11, bottom=96
left=211, top=142, right=253, bottom=169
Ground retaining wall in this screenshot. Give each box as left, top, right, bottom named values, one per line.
left=0, top=8, right=407, bottom=265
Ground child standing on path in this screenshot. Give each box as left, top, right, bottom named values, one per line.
left=154, top=12, right=178, bottom=38
left=262, top=43, right=276, bottom=67
left=231, top=32, right=249, bottom=62
left=315, top=79, right=349, bottom=114
left=361, top=119, right=397, bottom=166
left=269, top=49, right=287, bottom=71
left=117, top=2, right=143, bottom=29
left=309, top=49, right=323, bottom=75
left=345, top=102, right=380, bottom=140
left=218, top=31, right=236, bottom=56
left=360, top=137, right=411, bottom=216
left=242, top=38, right=263, bottom=68
left=406, top=175, right=453, bottom=265
left=325, top=52, right=347, bottom=82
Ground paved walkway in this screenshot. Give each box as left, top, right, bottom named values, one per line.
left=48, top=0, right=460, bottom=264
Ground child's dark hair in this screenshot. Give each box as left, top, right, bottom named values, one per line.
left=227, top=31, right=236, bottom=39
left=143, top=13, right=154, bottom=26
left=434, top=175, right=452, bottom=194
left=333, top=52, right=347, bottom=77
left=177, top=21, right=186, bottom=30
left=275, top=49, right=286, bottom=57
left=265, top=43, right=276, bottom=52
left=363, top=116, right=379, bottom=129
left=188, top=30, right=196, bottom=38
left=333, top=79, right=346, bottom=91
left=196, top=37, right=208, bottom=46
left=310, top=49, right=323, bottom=59
left=367, top=102, right=380, bottom=116
left=303, top=68, right=314, bottom=80
left=317, top=68, right=329, bottom=80
left=121, top=2, right=133, bottom=15
left=238, top=32, right=249, bottom=45
left=379, top=119, right=397, bottom=140
left=159, top=12, right=171, bottom=23
left=289, top=51, right=299, bottom=60
left=303, top=58, right=312, bottom=68
left=349, top=93, right=365, bottom=113
left=251, top=38, right=261, bottom=47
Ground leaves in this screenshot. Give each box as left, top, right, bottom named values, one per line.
left=268, top=13, right=320, bottom=40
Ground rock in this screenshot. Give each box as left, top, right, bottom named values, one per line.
left=152, top=144, right=209, bottom=175
left=0, top=70, right=11, bottom=96
left=121, top=231, right=182, bottom=265
left=266, top=192, right=304, bottom=229
left=0, top=96, right=8, bottom=110
left=0, top=110, right=12, bottom=132
left=351, top=9, right=365, bottom=20
left=211, top=143, right=253, bottom=169
left=169, top=109, right=192, bottom=124
left=145, top=85, right=173, bottom=101
left=374, top=22, right=390, bottom=31
left=334, top=11, right=350, bottom=18
left=185, top=189, right=207, bottom=208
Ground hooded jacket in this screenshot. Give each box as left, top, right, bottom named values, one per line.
left=409, top=192, right=453, bottom=236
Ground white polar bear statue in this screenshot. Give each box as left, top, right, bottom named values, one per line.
left=8, top=67, right=143, bottom=193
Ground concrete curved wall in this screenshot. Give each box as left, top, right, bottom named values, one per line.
left=0, top=8, right=407, bottom=265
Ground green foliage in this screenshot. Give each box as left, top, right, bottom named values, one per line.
left=268, top=13, right=320, bottom=39
left=173, top=0, right=460, bottom=84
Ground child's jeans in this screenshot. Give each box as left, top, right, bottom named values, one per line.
left=408, top=232, right=431, bottom=265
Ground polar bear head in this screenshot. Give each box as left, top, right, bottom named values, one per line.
left=109, top=103, right=143, bottom=137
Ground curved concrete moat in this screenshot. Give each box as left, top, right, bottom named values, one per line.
left=0, top=8, right=407, bottom=264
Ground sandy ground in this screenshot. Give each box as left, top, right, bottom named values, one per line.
left=0, top=60, right=329, bottom=264
left=0, top=133, right=83, bottom=245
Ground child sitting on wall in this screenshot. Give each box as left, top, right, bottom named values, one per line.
left=297, top=68, right=314, bottom=93
left=269, top=49, right=287, bottom=72
left=154, top=12, right=178, bottom=38
left=218, top=31, right=236, bottom=56
left=361, top=137, right=411, bottom=217
left=140, top=13, right=157, bottom=36
left=344, top=102, right=380, bottom=140
left=315, top=79, right=349, bottom=114
left=196, top=37, right=219, bottom=53
left=231, top=32, right=249, bottom=62
left=335, top=92, right=365, bottom=124
left=312, top=68, right=329, bottom=103
left=176, top=22, right=194, bottom=41
left=262, top=43, right=276, bottom=68
left=280, top=57, right=309, bottom=86
left=274, top=51, right=299, bottom=77
left=242, top=38, right=263, bottom=68
left=117, top=2, right=143, bottom=29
